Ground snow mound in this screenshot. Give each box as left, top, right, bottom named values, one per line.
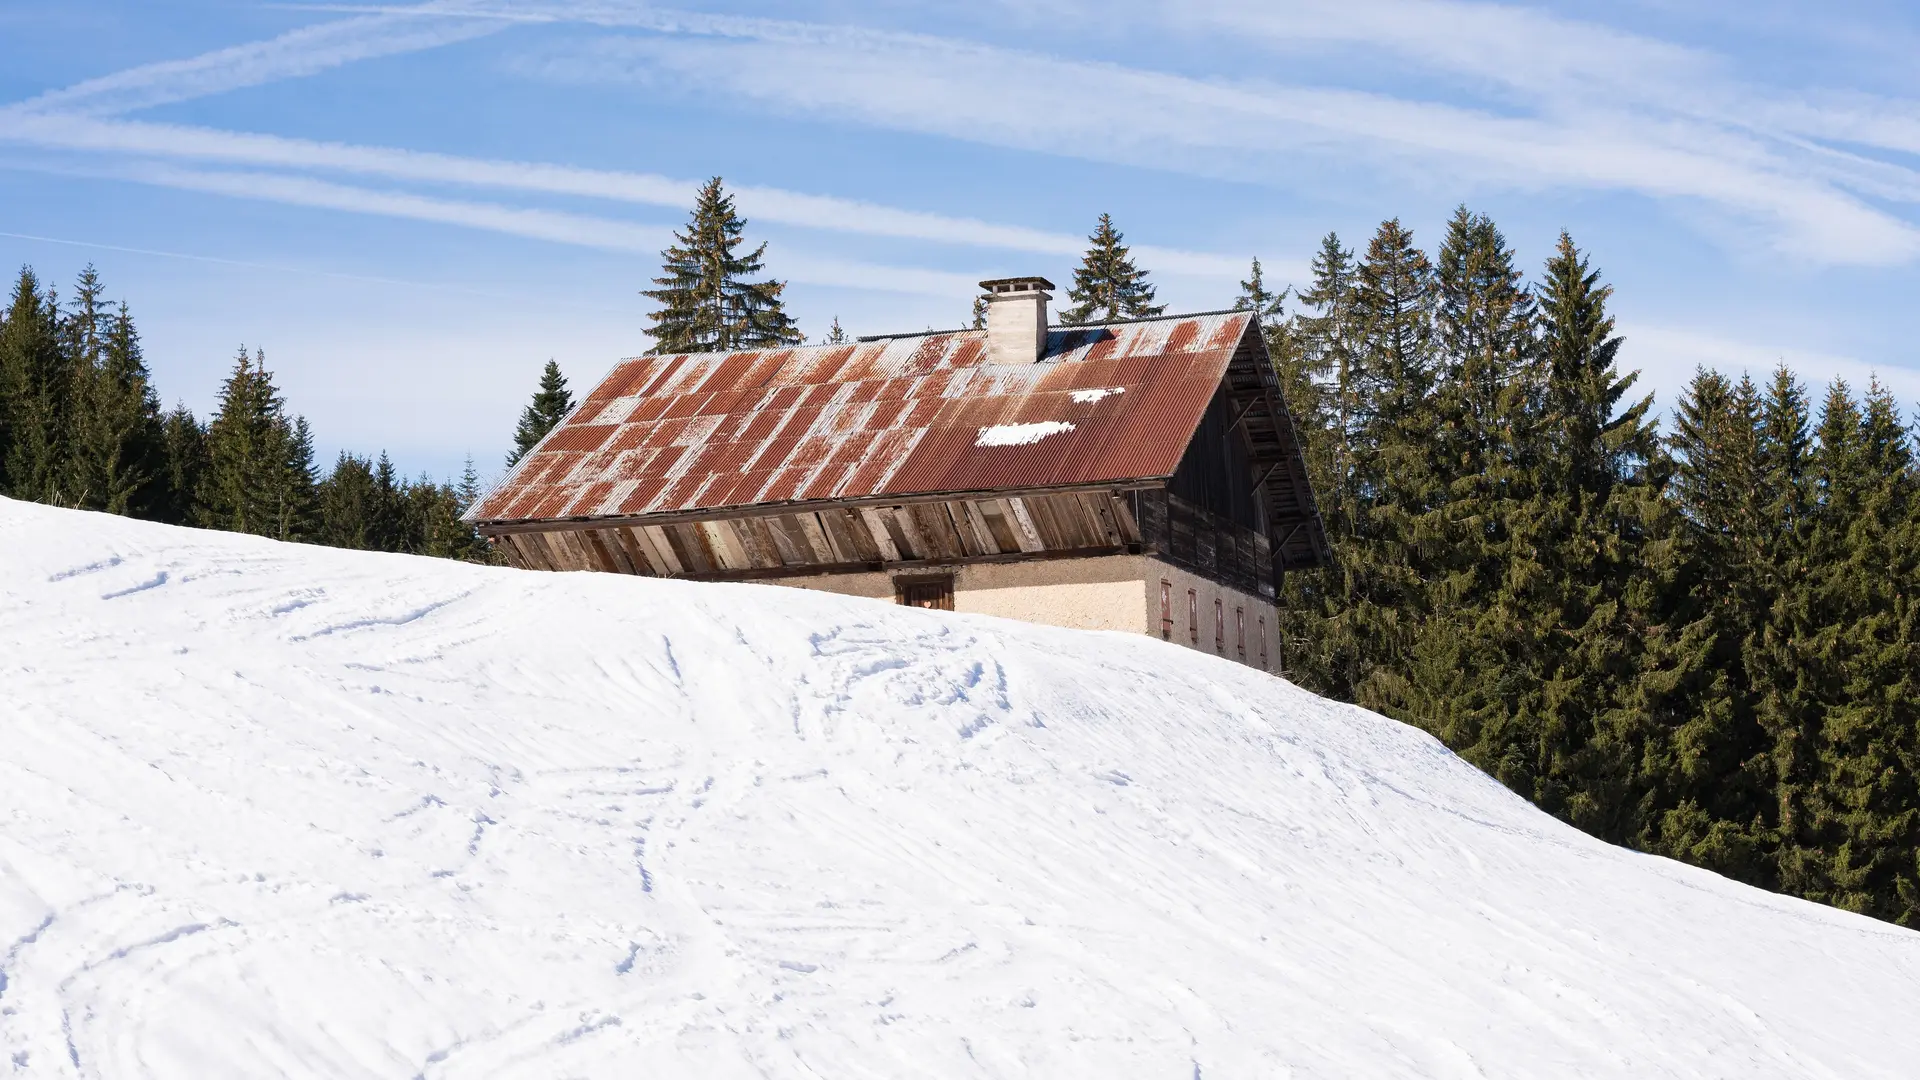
left=1, top=497, right=1916, bottom=1079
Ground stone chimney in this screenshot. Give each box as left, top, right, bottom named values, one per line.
left=978, top=277, right=1054, bottom=364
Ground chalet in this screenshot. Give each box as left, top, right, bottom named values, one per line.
left=465, top=277, right=1330, bottom=671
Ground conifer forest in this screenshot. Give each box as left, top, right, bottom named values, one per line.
left=4, top=194, right=1915, bottom=927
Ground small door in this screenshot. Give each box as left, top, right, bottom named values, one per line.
left=897, top=576, right=955, bottom=611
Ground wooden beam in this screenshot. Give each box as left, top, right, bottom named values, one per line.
left=795, top=512, right=834, bottom=563
left=613, top=526, right=658, bottom=575
left=637, top=525, right=682, bottom=575
left=958, top=500, right=1001, bottom=555
left=856, top=507, right=902, bottom=561
left=1002, top=497, right=1045, bottom=553
left=475, top=480, right=1165, bottom=536
left=663, top=543, right=1136, bottom=583
left=1250, top=459, right=1284, bottom=494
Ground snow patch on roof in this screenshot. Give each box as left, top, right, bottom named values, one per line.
left=1069, top=387, right=1126, bottom=404
left=975, top=421, right=1075, bottom=447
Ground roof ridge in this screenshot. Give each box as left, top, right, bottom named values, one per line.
left=855, top=307, right=1246, bottom=343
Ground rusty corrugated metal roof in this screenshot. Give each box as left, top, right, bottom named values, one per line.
left=469, top=312, right=1256, bottom=524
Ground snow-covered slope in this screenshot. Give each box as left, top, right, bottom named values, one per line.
left=2, top=499, right=1917, bottom=1079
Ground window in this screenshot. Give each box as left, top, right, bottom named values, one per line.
left=1187, top=589, right=1198, bottom=645
left=1259, top=615, right=1269, bottom=670
left=896, top=575, right=954, bottom=610
left=1214, top=599, right=1225, bottom=653
left=1159, top=580, right=1173, bottom=640
left=1236, top=607, right=1245, bottom=661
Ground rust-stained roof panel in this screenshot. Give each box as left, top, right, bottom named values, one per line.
left=470, top=312, right=1257, bottom=523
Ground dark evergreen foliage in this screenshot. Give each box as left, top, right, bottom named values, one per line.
left=0, top=267, right=73, bottom=504
left=199, top=347, right=313, bottom=539
left=2, top=218, right=1915, bottom=926
left=1061, top=214, right=1165, bottom=324
left=508, top=360, right=573, bottom=467
left=0, top=262, right=493, bottom=565
left=156, top=402, right=206, bottom=525
left=1271, top=215, right=1920, bottom=926
left=642, top=177, right=802, bottom=354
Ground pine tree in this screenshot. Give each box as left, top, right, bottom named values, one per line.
left=1234, top=258, right=1287, bottom=329
left=823, top=317, right=847, bottom=345
left=1292, top=234, right=1359, bottom=520
left=1794, top=380, right=1920, bottom=923
left=275, top=416, right=319, bottom=541
left=200, top=347, right=303, bottom=537
left=1061, top=213, right=1165, bottom=324
left=446, top=455, right=496, bottom=563
left=1392, top=210, right=1538, bottom=765
left=1752, top=367, right=1821, bottom=894
left=1433, top=208, right=1535, bottom=483
left=0, top=267, right=73, bottom=503
left=1275, top=234, right=1357, bottom=692
left=1508, top=231, right=1666, bottom=837
left=507, top=360, right=573, bottom=467
left=970, top=294, right=988, bottom=330
left=70, top=300, right=168, bottom=516
left=370, top=451, right=406, bottom=552
left=643, top=177, right=802, bottom=354
left=1338, top=220, right=1442, bottom=713
left=318, top=451, right=378, bottom=550
left=1646, top=368, right=1775, bottom=882
left=157, top=403, right=206, bottom=525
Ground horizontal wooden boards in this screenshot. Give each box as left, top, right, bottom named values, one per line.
left=487, top=490, right=1146, bottom=578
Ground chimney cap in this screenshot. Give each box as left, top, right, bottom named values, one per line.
left=978, top=276, right=1056, bottom=294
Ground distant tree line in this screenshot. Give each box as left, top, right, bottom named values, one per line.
left=0, top=264, right=492, bottom=560
left=1229, top=210, right=1918, bottom=928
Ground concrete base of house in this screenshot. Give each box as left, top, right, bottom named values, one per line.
left=775, top=554, right=1283, bottom=672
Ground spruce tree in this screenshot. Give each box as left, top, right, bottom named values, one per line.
left=276, top=416, right=319, bottom=541
left=1340, top=220, right=1442, bottom=714
left=1511, top=232, right=1666, bottom=837
left=1234, top=258, right=1286, bottom=328
left=0, top=267, right=73, bottom=504
left=1276, top=234, right=1357, bottom=692
left=200, top=347, right=303, bottom=537
left=1292, top=234, right=1359, bottom=522
left=1796, top=380, right=1920, bottom=923
left=507, top=360, right=573, bottom=467
left=71, top=300, right=168, bottom=516
left=643, top=177, right=802, bottom=354
left=370, top=451, right=406, bottom=552
left=1061, top=214, right=1165, bottom=324
left=445, top=455, right=495, bottom=562
left=1394, top=210, right=1537, bottom=764
left=970, top=294, right=988, bottom=330
left=822, top=317, right=847, bottom=345
left=318, top=451, right=378, bottom=550
left=157, top=403, right=206, bottom=525
left=1648, top=369, right=1775, bottom=882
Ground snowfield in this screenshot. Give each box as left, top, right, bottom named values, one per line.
left=2, top=499, right=1917, bottom=1079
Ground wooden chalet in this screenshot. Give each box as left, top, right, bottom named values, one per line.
left=466, top=277, right=1330, bottom=670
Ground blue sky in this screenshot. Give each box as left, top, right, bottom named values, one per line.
left=4, top=0, right=1919, bottom=481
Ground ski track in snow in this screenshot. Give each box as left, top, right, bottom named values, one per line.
left=1, top=497, right=1917, bottom=1078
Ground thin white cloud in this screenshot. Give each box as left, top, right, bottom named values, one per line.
left=1625, top=323, right=1920, bottom=412
left=76, top=162, right=981, bottom=297
left=520, top=25, right=1920, bottom=265
left=0, top=111, right=1251, bottom=275
left=13, top=4, right=505, bottom=117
